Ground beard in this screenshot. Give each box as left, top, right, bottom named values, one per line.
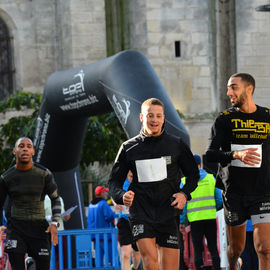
left=232, top=100, right=243, bottom=108
left=231, top=92, right=246, bottom=108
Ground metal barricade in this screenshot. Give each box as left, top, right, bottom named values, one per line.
left=50, top=228, right=120, bottom=270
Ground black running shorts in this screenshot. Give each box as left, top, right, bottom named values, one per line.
left=117, top=217, right=138, bottom=251
left=223, top=192, right=270, bottom=226
left=130, top=217, right=179, bottom=249
left=5, top=218, right=51, bottom=265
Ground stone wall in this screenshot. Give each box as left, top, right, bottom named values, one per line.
left=129, top=0, right=148, bottom=55
left=1, top=0, right=270, bottom=158
left=0, top=0, right=56, bottom=93
left=69, top=0, right=106, bottom=67
left=0, top=0, right=107, bottom=93
left=127, top=0, right=216, bottom=154
left=136, top=0, right=214, bottom=115
left=236, top=0, right=270, bottom=108
left=184, top=119, right=213, bottom=157
left=130, top=0, right=270, bottom=154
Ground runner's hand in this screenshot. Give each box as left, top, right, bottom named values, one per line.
left=171, top=192, right=187, bottom=210
left=179, top=224, right=185, bottom=234
left=64, top=214, right=71, bottom=221
left=45, top=224, right=58, bottom=246
left=123, top=190, right=135, bottom=207
left=0, top=225, right=6, bottom=232
left=233, top=148, right=261, bottom=166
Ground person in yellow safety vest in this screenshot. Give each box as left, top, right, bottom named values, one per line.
left=180, top=154, right=223, bottom=270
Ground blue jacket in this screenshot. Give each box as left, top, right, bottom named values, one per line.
left=118, top=179, right=130, bottom=220
left=180, top=168, right=223, bottom=224
left=87, top=198, right=116, bottom=229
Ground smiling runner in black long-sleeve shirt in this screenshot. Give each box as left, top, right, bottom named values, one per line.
left=109, top=98, right=199, bottom=270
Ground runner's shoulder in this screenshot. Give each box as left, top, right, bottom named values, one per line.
left=218, top=107, right=235, bottom=117
left=33, top=162, right=52, bottom=176
left=257, top=105, right=270, bottom=116
left=1, top=166, right=16, bottom=181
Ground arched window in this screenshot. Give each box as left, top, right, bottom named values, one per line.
left=0, top=18, right=13, bottom=100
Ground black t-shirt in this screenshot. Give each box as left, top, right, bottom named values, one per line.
left=206, top=105, right=270, bottom=196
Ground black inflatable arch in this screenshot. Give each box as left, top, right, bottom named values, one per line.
left=33, top=50, right=189, bottom=229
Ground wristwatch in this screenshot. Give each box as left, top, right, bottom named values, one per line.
left=51, top=221, right=60, bottom=228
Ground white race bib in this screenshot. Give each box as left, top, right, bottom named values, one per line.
left=135, top=157, right=167, bottom=182
left=231, top=144, right=262, bottom=168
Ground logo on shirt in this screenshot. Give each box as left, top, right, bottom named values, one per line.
left=231, top=119, right=270, bottom=140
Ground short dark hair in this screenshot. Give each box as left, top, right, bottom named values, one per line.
left=230, top=73, right=255, bottom=93
left=15, top=137, right=33, bottom=148
left=193, top=154, right=201, bottom=165
left=141, top=98, right=164, bottom=112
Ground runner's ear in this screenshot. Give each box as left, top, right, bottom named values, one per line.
left=139, top=113, right=143, bottom=122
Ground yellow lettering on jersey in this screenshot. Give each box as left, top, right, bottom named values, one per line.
left=236, top=134, right=248, bottom=139
left=232, top=119, right=270, bottom=134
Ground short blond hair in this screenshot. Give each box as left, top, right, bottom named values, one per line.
left=141, top=98, right=164, bottom=112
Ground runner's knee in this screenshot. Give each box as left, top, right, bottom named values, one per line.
left=255, top=242, right=270, bottom=257
left=141, top=256, right=158, bottom=270
left=228, top=242, right=244, bottom=258
left=121, top=251, right=131, bottom=262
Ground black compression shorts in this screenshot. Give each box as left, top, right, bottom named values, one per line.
left=223, top=192, right=270, bottom=226
left=129, top=217, right=179, bottom=249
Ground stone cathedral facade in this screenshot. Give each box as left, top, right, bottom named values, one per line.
left=0, top=0, right=270, bottom=156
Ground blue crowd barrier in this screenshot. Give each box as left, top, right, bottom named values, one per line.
left=50, top=228, right=120, bottom=270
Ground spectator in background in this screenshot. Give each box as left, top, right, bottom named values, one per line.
left=180, top=154, right=222, bottom=270
left=0, top=209, right=3, bottom=226
left=44, top=195, right=71, bottom=230
left=44, top=195, right=71, bottom=269
left=178, top=218, right=188, bottom=270
left=240, top=219, right=258, bottom=270
left=0, top=198, right=10, bottom=228
left=112, top=171, right=142, bottom=270
left=88, top=186, right=116, bottom=266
